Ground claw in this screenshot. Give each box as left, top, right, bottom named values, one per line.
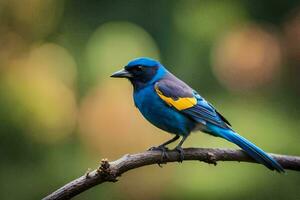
left=148, top=145, right=169, bottom=165
left=174, top=146, right=184, bottom=162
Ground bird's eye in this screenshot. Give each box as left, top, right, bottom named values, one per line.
left=134, top=66, right=143, bottom=72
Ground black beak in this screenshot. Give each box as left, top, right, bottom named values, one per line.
left=110, top=69, right=132, bottom=78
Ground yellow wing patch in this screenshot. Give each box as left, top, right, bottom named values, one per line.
left=155, top=86, right=197, bottom=111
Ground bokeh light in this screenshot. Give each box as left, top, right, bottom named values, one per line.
left=174, top=1, right=248, bottom=42
left=79, top=81, right=162, bottom=157
left=212, top=24, right=282, bottom=92
left=7, top=0, right=64, bottom=39
left=0, top=43, right=77, bottom=143
left=85, top=21, right=160, bottom=84
left=28, top=43, right=77, bottom=87
left=0, top=29, right=28, bottom=68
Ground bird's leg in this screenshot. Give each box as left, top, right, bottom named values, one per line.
left=174, top=135, right=188, bottom=162
left=148, top=135, right=180, bottom=162
left=148, top=135, right=180, bottom=151
left=159, top=135, right=180, bottom=147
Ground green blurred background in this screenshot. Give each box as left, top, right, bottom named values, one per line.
left=0, top=0, right=300, bottom=199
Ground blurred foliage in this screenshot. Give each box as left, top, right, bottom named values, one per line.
left=0, top=0, right=300, bottom=199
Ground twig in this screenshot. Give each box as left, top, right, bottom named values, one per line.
left=43, top=148, right=300, bottom=200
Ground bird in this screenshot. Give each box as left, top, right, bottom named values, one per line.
left=111, top=57, right=284, bottom=173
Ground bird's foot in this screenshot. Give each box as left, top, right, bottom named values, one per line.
left=174, top=146, right=184, bottom=162
left=148, top=145, right=169, bottom=165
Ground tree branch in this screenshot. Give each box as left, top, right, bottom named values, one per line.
left=43, top=148, right=300, bottom=200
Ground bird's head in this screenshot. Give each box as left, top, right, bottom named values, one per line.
left=111, top=57, right=166, bottom=89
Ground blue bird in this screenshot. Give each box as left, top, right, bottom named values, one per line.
left=111, top=57, right=284, bottom=172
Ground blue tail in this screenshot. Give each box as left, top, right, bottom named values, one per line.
left=208, top=125, right=285, bottom=173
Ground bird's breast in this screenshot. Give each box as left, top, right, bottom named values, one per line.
left=133, top=85, right=195, bottom=135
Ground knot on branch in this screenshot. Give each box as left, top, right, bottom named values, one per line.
left=85, top=168, right=92, bottom=179
left=205, top=152, right=217, bottom=165
left=97, top=158, right=118, bottom=182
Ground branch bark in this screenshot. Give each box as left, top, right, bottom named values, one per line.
left=43, top=148, right=300, bottom=200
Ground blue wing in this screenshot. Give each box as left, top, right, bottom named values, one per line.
left=155, top=73, right=231, bottom=129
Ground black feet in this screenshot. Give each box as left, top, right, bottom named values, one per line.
left=148, top=135, right=188, bottom=165
left=174, top=146, right=184, bottom=162
left=148, top=146, right=169, bottom=165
